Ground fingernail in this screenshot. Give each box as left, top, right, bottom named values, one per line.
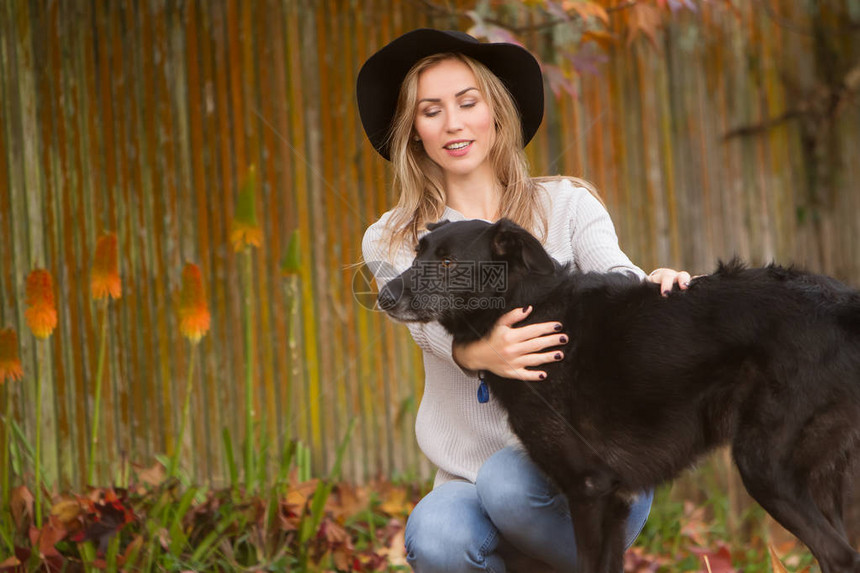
left=560, top=335, right=568, bottom=344
left=554, top=323, right=563, bottom=331
left=662, top=290, right=670, bottom=296
left=554, top=352, right=562, bottom=360
left=683, top=281, right=691, bottom=287
left=522, top=305, right=531, bottom=313
left=539, top=373, right=546, bottom=380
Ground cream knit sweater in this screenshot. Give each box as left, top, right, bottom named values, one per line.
left=361, top=177, right=645, bottom=488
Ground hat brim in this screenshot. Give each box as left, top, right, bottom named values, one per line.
left=356, top=28, right=544, bottom=161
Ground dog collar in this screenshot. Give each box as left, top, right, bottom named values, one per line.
left=477, top=370, right=489, bottom=403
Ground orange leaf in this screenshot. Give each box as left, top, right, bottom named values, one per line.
left=378, top=486, right=411, bottom=517
left=286, top=479, right=319, bottom=508
left=0, top=556, right=21, bottom=569
left=327, top=483, right=369, bottom=522
left=581, top=29, right=616, bottom=51
left=561, top=1, right=610, bottom=25
left=627, top=3, right=663, bottom=48
left=768, top=545, right=790, bottom=573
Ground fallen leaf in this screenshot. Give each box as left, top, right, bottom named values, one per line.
left=768, top=545, right=790, bottom=573
left=38, top=515, right=69, bottom=557
left=386, top=526, right=408, bottom=566
left=132, top=460, right=166, bottom=488
left=690, top=542, right=737, bottom=573
left=50, top=496, right=84, bottom=535
left=286, top=479, right=319, bottom=508
left=10, top=486, right=34, bottom=535
left=378, top=485, right=411, bottom=517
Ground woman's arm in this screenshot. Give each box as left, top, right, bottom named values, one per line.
left=569, top=185, right=692, bottom=295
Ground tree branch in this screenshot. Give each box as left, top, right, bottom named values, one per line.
left=723, top=60, right=860, bottom=140
left=412, top=0, right=638, bottom=35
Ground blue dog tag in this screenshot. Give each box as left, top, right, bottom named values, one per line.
left=477, top=372, right=489, bottom=403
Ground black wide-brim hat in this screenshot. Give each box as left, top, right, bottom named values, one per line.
left=356, top=28, right=544, bottom=161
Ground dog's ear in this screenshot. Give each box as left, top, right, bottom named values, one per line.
left=490, top=218, right=555, bottom=275
left=426, top=220, right=451, bottom=232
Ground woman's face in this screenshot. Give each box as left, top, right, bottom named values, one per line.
left=413, top=58, right=496, bottom=180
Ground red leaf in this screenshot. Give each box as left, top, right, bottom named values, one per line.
left=690, top=542, right=738, bottom=573
left=38, top=516, right=69, bottom=557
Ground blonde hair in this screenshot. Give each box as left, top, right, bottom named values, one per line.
left=382, top=53, right=548, bottom=257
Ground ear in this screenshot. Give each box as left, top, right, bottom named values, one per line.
left=426, top=220, right=451, bottom=232
left=490, top=219, right=555, bottom=275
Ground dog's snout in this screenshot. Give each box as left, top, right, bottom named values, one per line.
left=378, top=281, right=402, bottom=310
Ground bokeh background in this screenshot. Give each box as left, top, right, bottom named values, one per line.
left=1, top=0, right=858, bottom=526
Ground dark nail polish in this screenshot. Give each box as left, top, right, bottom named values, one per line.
left=560, top=335, right=568, bottom=344
left=554, top=323, right=563, bottom=331
left=539, top=373, right=546, bottom=380
left=662, top=290, right=670, bottom=296
left=554, top=352, right=562, bottom=360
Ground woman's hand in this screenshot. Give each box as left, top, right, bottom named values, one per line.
left=452, top=306, right=566, bottom=381
left=647, top=267, right=693, bottom=296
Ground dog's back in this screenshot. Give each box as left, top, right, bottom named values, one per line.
left=492, top=260, right=860, bottom=485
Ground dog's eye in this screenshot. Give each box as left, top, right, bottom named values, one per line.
left=441, top=258, right=455, bottom=268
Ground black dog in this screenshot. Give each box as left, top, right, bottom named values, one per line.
left=378, top=218, right=860, bottom=573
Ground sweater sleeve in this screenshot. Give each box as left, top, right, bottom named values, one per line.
left=361, top=219, right=469, bottom=371
left=568, top=186, right=646, bottom=279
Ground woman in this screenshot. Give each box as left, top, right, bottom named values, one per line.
left=358, top=29, right=690, bottom=572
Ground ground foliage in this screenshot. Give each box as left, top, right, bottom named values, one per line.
left=0, top=462, right=822, bottom=572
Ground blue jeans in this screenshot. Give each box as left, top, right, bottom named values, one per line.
left=404, top=446, right=653, bottom=572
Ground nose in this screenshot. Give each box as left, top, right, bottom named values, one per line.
left=445, top=106, right=463, bottom=132
left=377, top=282, right=401, bottom=310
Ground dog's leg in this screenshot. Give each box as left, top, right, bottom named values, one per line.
left=566, top=491, right=629, bottom=573
left=596, top=492, right=632, bottom=573
left=567, top=493, right=608, bottom=573
left=815, top=460, right=849, bottom=541
left=557, top=433, right=624, bottom=573
left=734, top=445, right=860, bottom=573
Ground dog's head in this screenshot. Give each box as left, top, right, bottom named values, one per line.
left=377, top=218, right=557, bottom=336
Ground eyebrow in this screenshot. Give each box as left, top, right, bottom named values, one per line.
left=417, top=87, right=478, bottom=104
